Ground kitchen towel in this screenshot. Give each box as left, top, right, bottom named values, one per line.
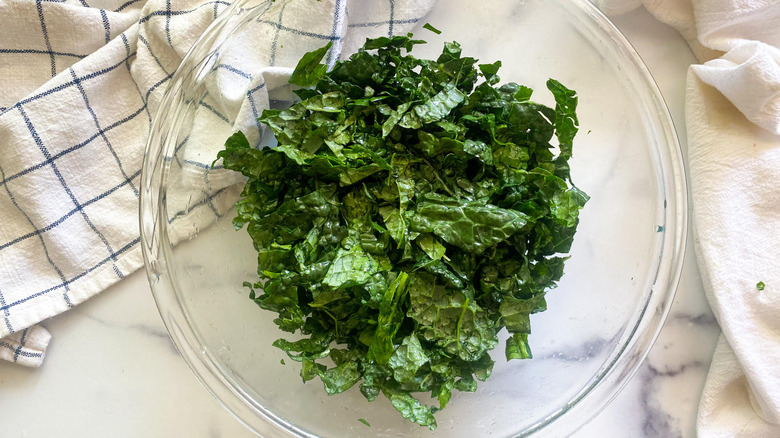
left=593, top=0, right=780, bottom=436
left=0, top=0, right=435, bottom=367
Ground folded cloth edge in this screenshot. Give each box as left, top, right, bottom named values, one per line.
left=0, top=325, right=52, bottom=367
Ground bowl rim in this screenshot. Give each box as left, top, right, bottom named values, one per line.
left=139, top=0, right=688, bottom=436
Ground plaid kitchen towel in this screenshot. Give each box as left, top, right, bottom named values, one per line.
left=0, top=0, right=436, bottom=367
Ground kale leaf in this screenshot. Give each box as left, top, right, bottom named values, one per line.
left=215, top=32, right=587, bottom=430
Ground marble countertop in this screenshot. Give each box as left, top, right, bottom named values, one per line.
left=0, top=7, right=720, bottom=437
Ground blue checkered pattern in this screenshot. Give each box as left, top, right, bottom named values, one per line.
left=0, top=0, right=435, bottom=367
left=0, top=326, right=51, bottom=367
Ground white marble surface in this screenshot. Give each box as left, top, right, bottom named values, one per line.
left=0, top=6, right=720, bottom=437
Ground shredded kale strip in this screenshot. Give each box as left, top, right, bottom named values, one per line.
left=215, top=32, right=588, bottom=430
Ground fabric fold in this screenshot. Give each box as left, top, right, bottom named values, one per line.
left=0, top=325, right=51, bottom=368
left=693, top=41, right=780, bottom=135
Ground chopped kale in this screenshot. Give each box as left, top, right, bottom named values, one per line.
left=215, top=32, right=587, bottom=429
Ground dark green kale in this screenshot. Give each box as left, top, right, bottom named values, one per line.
left=215, top=32, right=588, bottom=429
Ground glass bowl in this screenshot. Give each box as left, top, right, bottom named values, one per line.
left=140, top=0, right=686, bottom=436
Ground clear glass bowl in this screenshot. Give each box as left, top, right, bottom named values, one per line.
left=140, top=0, right=687, bottom=436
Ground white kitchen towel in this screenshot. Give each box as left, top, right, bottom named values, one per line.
left=0, top=0, right=436, bottom=367
left=688, top=56, right=780, bottom=436
left=594, top=0, right=780, bottom=436
left=0, top=325, right=51, bottom=367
